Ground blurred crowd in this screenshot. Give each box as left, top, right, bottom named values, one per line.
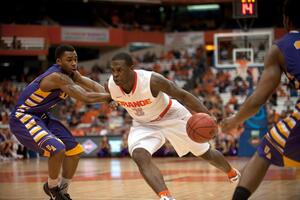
left=0, top=46, right=298, bottom=160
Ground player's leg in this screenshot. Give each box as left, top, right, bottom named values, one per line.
left=129, top=125, right=174, bottom=199
left=200, top=147, right=239, bottom=180
left=9, top=114, right=67, bottom=200
left=233, top=129, right=286, bottom=200
left=132, top=148, right=170, bottom=195
left=232, top=152, right=270, bottom=200
left=47, top=117, right=83, bottom=196
left=160, top=100, right=240, bottom=183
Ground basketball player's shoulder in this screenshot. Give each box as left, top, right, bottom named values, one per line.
left=135, top=69, right=152, bottom=75
left=136, top=69, right=153, bottom=79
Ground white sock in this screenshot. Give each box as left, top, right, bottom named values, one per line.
left=48, top=177, right=59, bottom=189
left=60, top=177, right=71, bottom=193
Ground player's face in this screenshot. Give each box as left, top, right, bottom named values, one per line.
left=57, top=51, right=78, bottom=75
left=111, top=60, right=132, bottom=86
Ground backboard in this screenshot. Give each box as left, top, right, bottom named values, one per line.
left=214, top=30, right=273, bottom=69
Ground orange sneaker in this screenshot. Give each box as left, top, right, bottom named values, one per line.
left=228, top=168, right=241, bottom=183
left=160, top=197, right=176, bottom=200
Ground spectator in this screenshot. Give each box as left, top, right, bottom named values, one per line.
left=120, top=133, right=129, bottom=157
left=97, top=136, right=111, bottom=157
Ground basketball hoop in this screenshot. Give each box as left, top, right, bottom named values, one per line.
left=235, top=59, right=249, bottom=79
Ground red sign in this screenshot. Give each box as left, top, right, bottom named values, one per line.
left=233, top=0, right=258, bottom=18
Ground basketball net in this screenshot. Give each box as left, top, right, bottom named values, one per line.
left=235, top=59, right=249, bottom=79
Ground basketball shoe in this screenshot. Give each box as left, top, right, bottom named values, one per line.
left=160, top=196, right=176, bottom=200
left=43, top=182, right=72, bottom=200
left=228, top=168, right=241, bottom=183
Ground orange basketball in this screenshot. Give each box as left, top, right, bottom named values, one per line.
left=186, top=113, right=218, bottom=143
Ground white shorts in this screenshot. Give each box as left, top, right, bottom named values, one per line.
left=128, top=100, right=210, bottom=157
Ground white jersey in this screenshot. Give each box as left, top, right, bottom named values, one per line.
left=108, top=70, right=172, bottom=123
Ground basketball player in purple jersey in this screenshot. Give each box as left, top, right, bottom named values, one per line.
left=221, top=0, right=300, bottom=199
left=9, top=45, right=111, bottom=200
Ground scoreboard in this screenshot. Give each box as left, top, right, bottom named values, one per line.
left=233, top=0, right=258, bottom=19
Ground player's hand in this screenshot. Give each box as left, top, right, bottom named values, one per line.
left=220, top=115, right=241, bottom=134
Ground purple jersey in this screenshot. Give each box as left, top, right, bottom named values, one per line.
left=257, top=31, right=300, bottom=167
left=14, top=64, right=68, bottom=115
left=9, top=64, right=83, bottom=157
left=277, top=31, right=300, bottom=89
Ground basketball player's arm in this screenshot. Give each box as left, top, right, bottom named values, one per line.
left=72, top=71, right=106, bottom=93
left=41, top=72, right=111, bottom=104
left=221, top=45, right=283, bottom=132
left=150, top=72, right=211, bottom=115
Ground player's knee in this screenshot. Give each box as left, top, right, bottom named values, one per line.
left=65, top=153, right=81, bottom=161
left=132, top=148, right=151, bottom=164
left=42, top=137, right=66, bottom=157
left=199, top=148, right=213, bottom=160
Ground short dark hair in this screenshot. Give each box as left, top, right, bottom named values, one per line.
left=283, top=0, right=300, bottom=28
left=55, top=44, right=75, bottom=59
left=111, top=52, right=133, bottom=67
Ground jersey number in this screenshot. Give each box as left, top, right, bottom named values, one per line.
left=59, top=92, right=68, bottom=99
left=132, top=108, right=145, bottom=116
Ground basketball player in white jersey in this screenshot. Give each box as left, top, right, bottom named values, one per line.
left=108, top=52, right=240, bottom=200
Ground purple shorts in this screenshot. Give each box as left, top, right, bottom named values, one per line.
left=9, top=112, right=83, bottom=157
left=257, top=110, right=300, bottom=167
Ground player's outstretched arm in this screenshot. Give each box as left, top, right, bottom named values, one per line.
left=72, top=71, right=106, bottom=93
left=41, top=72, right=111, bottom=104
left=221, top=45, right=283, bottom=133
left=150, top=72, right=211, bottom=115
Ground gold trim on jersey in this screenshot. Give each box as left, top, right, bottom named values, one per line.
left=25, top=99, right=37, bottom=107
left=43, top=150, right=50, bottom=157
left=276, top=121, right=290, bottom=138
left=33, top=130, right=48, bottom=142
left=265, top=134, right=283, bottom=154
left=269, top=127, right=285, bottom=148
left=20, top=114, right=32, bottom=124
left=294, top=41, right=300, bottom=49
left=19, top=104, right=30, bottom=110
left=296, top=103, right=300, bottom=111
left=30, top=93, right=44, bottom=103
left=25, top=119, right=36, bottom=129
left=21, top=88, right=51, bottom=108
left=34, top=88, right=51, bottom=98
left=29, top=126, right=42, bottom=136
left=17, top=109, right=25, bottom=113
left=283, top=156, right=300, bottom=167
left=283, top=117, right=296, bottom=129
left=65, top=144, right=84, bottom=156
left=292, top=111, right=300, bottom=120
left=15, top=112, right=24, bottom=118
left=15, top=112, right=49, bottom=146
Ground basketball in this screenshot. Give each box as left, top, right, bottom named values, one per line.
left=186, top=113, right=218, bottom=143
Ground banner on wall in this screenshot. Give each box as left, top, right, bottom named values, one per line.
left=165, top=31, right=204, bottom=48
left=76, top=135, right=122, bottom=157
left=61, top=27, right=109, bottom=43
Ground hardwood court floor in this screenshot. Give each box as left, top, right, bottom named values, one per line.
left=0, top=157, right=300, bottom=200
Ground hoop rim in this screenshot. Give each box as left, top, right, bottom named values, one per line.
left=235, top=59, right=250, bottom=68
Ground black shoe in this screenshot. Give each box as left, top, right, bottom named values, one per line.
left=43, top=183, right=70, bottom=200
left=62, top=193, right=72, bottom=200
left=59, top=183, right=72, bottom=200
